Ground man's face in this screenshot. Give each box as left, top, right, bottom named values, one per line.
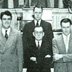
left=2, top=15, right=11, bottom=29
left=61, top=22, right=71, bottom=36
left=33, top=7, right=43, bottom=21
left=33, top=27, right=44, bottom=41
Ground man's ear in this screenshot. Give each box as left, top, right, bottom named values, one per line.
left=43, top=32, right=45, bottom=36
left=33, top=32, right=35, bottom=36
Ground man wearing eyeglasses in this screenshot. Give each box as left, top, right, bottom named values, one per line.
left=25, top=26, right=53, bottom=72
left=0, top=10, right=23, bottom=72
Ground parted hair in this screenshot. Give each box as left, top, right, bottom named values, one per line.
left=60, top=18, right=72, bottom=26
left=1, top=10, right=12, bottom=20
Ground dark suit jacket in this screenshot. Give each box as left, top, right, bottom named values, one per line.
left=25, top=38, right=53, bottom=72
left=23, top=20, right=53, bottom=68
left=0, top=28, right=23, bottom=72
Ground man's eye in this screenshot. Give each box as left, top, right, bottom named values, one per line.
left=3, top=18, right=11, bottom=20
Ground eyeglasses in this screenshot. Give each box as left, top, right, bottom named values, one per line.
left=2, top=18, right=11, bottom=20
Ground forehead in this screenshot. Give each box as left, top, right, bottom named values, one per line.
left=34, top=7, right=42, bottom=12
left=2, top=15, right=11, bottom=19
left=62, top=22, right=70, bottom=27
left=34, top=27, right=43, bottom=32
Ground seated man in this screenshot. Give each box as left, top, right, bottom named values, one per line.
left=25, top=26, right=53, bottom=72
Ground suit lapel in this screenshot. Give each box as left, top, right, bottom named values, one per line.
left=0, top=28, right=17, bottom=53
left=31, top=20, right=35, bottom=28
left=0, top=28, right=9, bottom=53
left=68, top=34, right=72, bottom=53
left=5, top=28, right=12, bottom=45
left=59, top=35, right=66, bottom=54
left=0, top=28, right=6, bottom=45
left=5, top=28, right=17, bottom=47
left=40, top=20, right=43, bottom=26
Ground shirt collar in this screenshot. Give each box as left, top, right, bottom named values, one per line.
left=2, top=28, right=11, bottom=36
left=35, top=40, right=42, bottom=47
left=35, top=40, right=42, bottom=43
left=34, top=20, right=41, bottom=26
left=62, top=33, right=70, bottom=38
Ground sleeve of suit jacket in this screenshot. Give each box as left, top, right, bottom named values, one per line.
left=52, top=38, right=63, bottom=62
left=22, top=24, right=28, bottom=68
left=62, top=54, right=72, bottom=62
left=53, top=38, right=72, bottom=62
left=52, top=38, right=59, bottom=54
left=17, top=31, right=23, bottom=72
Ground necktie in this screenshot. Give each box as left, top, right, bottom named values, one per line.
left=5, top=30, right=8, bottom=40
left=38, top=41, right=40, bottom=48
left=36, top=21, right=39, bottom=27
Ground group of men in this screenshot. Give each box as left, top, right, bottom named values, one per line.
left=23, top=5, right=53, bottom=72
left=0, top=5, right=72, bottom=72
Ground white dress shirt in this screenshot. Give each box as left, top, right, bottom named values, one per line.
left=34, top=20, right=41, bottom=26
left=62, top=34, right=70, bottom=53
left=35, top=40, right=42, bottom=48
left=2, top=28, right=11, bottom=37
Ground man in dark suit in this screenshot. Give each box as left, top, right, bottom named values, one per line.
left=0, top=10, right=23, bottom=72
left=25, top=26, right=53, bottom=72
left=23, top=5, right=53, bottom=69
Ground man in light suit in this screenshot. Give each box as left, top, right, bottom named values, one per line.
left=53, top=18, right=72, bottom=72
left=25, top=26, right=53, bottom=72
left=23, top=5, right=53, bottom=68
left=0, top=10, right=23, bottom=72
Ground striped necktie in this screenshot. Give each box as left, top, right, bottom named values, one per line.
left=5, top=30, right=8, bottom=40
left=36, top=21, right=39, bottom=27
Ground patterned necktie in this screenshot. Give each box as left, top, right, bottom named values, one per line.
left=38, top=41, right=40, bottom=48
left=5, top=30, right=8, bottom=40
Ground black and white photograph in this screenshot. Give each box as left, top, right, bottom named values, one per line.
left=0, top=0, right=72, bottom=72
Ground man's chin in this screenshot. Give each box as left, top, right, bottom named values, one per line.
left=4, top=26, right=10, bottom=29
left=36, top=39, right=42, bottom=41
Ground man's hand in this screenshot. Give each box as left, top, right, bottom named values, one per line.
left=30, top=57, right=36, bottom=62
left=53, top=54, right=63, bottom=61
left=45, top=54, right=51, bottom=58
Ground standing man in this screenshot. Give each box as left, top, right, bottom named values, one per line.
left=23, top=5, right=53, bottom=71
left=53, top=18, right=72, bottom=72
left=0, top=10, right=23, bottom=72
left=25, top=26, right=53, bottom=72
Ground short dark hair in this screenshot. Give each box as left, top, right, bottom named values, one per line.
left=33, top=5, right=43, bottom=12
left=1, top=10, right=12, bottom=20
left=32, top=5, right=43, bottom=19
left=60, top=18, right=72, bottom=26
